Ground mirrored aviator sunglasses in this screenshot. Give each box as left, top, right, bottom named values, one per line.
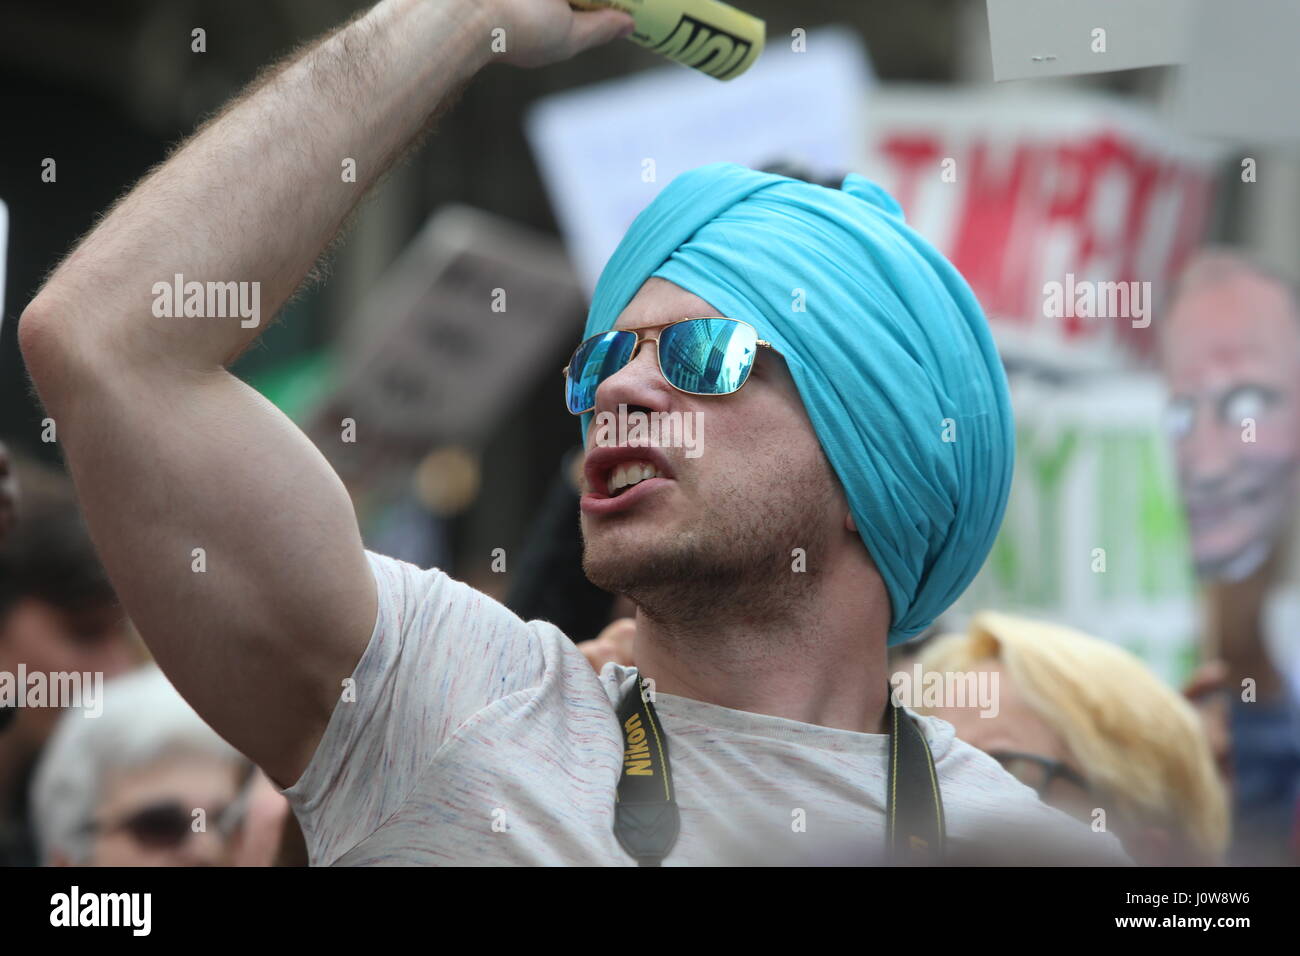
left=563, top=317, right=773, bottom=416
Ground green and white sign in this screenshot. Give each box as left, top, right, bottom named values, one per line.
left=957, top=371, right=1199, bottom=687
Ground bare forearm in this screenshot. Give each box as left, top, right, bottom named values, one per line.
left=29, top=0, right=491, bottom=369
left=12, top=0, right=632, bottom=783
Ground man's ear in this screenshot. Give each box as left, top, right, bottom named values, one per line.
left=845, top=511, right=857, bottom=534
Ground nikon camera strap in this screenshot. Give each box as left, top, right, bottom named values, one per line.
left=613, top=674, right=945, bottom=865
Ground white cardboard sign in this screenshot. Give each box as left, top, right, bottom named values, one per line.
left=986, top=0, right=1190, bottom=82
left=526, top=26, right=872, bottom=294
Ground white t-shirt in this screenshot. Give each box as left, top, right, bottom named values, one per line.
left=281, top=552, right=1131, bottom=866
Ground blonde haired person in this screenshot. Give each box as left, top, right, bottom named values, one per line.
left=915, top=612, right=1229, bottom=865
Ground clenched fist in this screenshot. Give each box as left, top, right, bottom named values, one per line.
left=482, top=0, right=636, bottom=68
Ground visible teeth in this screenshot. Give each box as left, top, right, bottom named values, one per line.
left=609, top=461, right=661, bottom=494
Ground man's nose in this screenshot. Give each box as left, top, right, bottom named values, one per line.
left=1181, top=409, right=1238, bottom=484
left=173, top=827, right=228, bottom=866
left=591, top=341, right=673, bottom=417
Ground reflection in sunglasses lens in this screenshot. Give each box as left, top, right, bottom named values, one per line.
left=659, top=319, right=758, bottom=395
left=567, top=330, right=637, bottom=414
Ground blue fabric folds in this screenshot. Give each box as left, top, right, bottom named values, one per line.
left=581, top=163, right=1014, bottom=645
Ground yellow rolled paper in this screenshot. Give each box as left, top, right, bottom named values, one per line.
left=570, top=0, right=765, bottom=80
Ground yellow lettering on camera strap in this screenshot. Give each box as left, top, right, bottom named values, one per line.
left=613, top=674, right=946, bottom=865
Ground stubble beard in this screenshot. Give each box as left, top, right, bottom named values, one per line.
left=581, top=455, right=839, bottom=645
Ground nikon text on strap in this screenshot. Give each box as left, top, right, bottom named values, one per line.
left=613, top=674, right=945, bottom=865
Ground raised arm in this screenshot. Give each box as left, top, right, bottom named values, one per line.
left=17, top=0, right=633, bottom=786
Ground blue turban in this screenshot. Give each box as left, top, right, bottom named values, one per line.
left=580, top=162, right=1014, bottom=645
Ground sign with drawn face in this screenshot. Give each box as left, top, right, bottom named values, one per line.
left=1160, top=261, right=1300, bottom=582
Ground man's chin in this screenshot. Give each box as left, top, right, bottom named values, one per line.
left=581, top=513, right=673, bottom=554
left=582, top=548, right=662, bottom=596
left=581, top=530, right=698, bottom=597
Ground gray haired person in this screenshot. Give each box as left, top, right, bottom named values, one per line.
left=32, top=665, right=253, bottom=866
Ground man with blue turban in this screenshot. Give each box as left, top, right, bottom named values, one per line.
left=577, top=161, right=1014, bottom=649
left=22, top=0, right=1126, bottom=866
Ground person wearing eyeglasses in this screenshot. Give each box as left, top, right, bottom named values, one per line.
left=30, top=665, right=261, bottom=867
left=17, top=1, right=1128, bottom=865
left=914, top=612, right=1230, bottom=866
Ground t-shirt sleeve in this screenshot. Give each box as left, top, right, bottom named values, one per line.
left=281, top=550, right=549, bottom=865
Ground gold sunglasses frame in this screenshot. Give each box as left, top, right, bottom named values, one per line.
left=561, top=316, right=776, bottom=416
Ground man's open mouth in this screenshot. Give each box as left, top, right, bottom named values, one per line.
left=580, top=446, right=676, bottom=515
left=608, top=461, right=664, bottom=497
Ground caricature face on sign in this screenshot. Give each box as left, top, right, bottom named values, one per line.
left=1161, top=261, right=1300, bottom=581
